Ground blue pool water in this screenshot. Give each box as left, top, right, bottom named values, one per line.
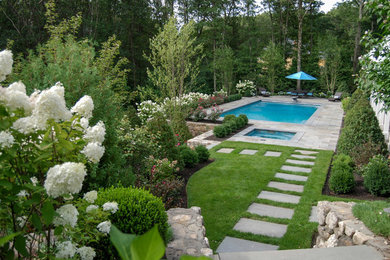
left=221, top=101, right=319, bottom=124
left=245, top=129, right=296, bottom=140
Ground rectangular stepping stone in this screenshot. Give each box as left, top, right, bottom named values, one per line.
left=286, top=159, right=315, bottom=166
left=258, top=190, right=301, bottom=204
left=294, top=149, right=318, bottom=155
left=275, top=172, right=308, bottom=182
left=217, top=148, right=234, bottom=154
left=281, top=165, right=311, bottom=173
left=309, top=206, right=318, bottom=223
left=264, top=151, right=282, bottom=157
left=248, top=203, right=294, bottom=219
left=239, top=149, right=258, bottom=155
left=233, top=218, right=287, bottom=238
left=216, top=236, right=278, bottom=253
left=268, top=181, right=304, bottom=193
left=291, top=154, right=316, bottom=160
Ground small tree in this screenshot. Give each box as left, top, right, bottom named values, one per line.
left=260, top=41, right=284, bottom=93
left=318, top=35, right=341, bottom=95
left=214, top=45, right=234, bottom=95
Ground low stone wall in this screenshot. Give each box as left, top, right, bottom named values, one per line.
left=314, top=201, right=390, bottom=259
left=186, top=121, right=218, bottom=137
left=166, top=207, right=213, bottom=260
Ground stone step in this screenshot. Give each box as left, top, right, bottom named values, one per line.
left=217, top=148, right=234, bottom=154
left=239, top=149, right=258, bottom=155
left=216, top=236, right=279, bottom=253
left=286, top=159, right=315, bottom=166
left=294, top=149, right=318, bottom=155
left=291, top=154, right=316, bottom=160
left=275, top=172, right=308, bottom=182
left=268, top=181, right=304, bottom=193
left=233, top=218, right=288, bottom=238
left=258, top=190, right=301, bottom=204
left=264, top=151, right=282, bottom=157
left=281, top=165, right=312, bottom=173
left=248, top=203, right=294, bottom=219
left=309, top=206, right=318, bottom=223
left=216, top=245, right=383, bottom=260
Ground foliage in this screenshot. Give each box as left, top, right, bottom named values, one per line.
left=213, top=125, right=228, bottom=138
left=179, top=145, right=199, bottom=168
left=195, top=146, right=210, bottom=163
left=337, top=98, right=388, bottom=161
left=353, top=201, right=390, bottom=237
left=345, top=89, right=365, bottom=112
left=259, top=41, right=284, bottom=93
left=223, top=114, right=237, bottom=123
left=214, top=114, right=248, bottom=138
left=349, top=141, right=383, bottom=169
left=170, top=113, right=193, bottom=144
left=235, top=80, right=256, bottom=96
left=362, top=155, right=390, bottom=196
left=214, top=45, right=234, bottom=95
left=224, top=94, right=242, bottom=103
left=96, top=187, right=169, bottom=243
left=208, top=104, right=223, bottom=122
left=329, top=154, right=355, bottom=194
left=190, top=105, right=207, bottom=122
left=238, top=114, right=249, bottom=125
left=341, top=97, right=350, bottom=111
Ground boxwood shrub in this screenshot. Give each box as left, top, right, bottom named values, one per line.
left=195, top=145, right=210, bottom=163
left=362, top=155, right=390, bottom=196
left=329, top=154, right=355, bottom=194
left=223, top=114, right=236, bottom=123
left=213, top=114, right=248, bottom=138
left=214, top=125, right=228, bottom=138
left=179, top=145, right=199, bottom=168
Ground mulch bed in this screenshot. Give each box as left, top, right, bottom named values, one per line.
left=186, top=119, right=223, bottom=124
left=205, top=124, right=253, bottom=142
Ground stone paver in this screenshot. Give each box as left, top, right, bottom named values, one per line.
left=233, top=218, right=288, bottom=238
left=281, top=165, right=312, bottom=173
left=248, top=203, right=294, bottom=219
left=286, top=159, right=315, bottom=166
left=239, top=149, right=258, bottom=155
left=294, top=149, right=318, bottom=155
left=264, top=151, right=282, bottom=157
left=309, top=206, right=318, bottom=223
left=217, top=148, right=234, bottom=154
left=216, top=236, right=279, bottom=253
left=268, top=181, right=304, bottom=193
left=291, top=154, right=316, bottom=160
left=275, top=172, right=308, bottom=182
left=258, top=191, right=301, bottom=204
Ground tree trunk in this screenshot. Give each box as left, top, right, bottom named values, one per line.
left=213, top=38, right=217, bottom=92
left=297, top=0, right=303, bottom=91
left=353, top=0, right=364, bottom=74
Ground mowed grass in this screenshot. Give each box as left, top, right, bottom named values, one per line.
left=187, top=141, right=334, bottom=250
left=353, top=201, right=390, bottom=237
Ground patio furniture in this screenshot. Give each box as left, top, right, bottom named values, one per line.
left=328, top=92, right=343, bottom=102
left=258, top=87, right=271, bottom=97
left=297, top=90, right=307, bottom=98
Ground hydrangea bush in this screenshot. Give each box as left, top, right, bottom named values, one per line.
left=0, top=50, right=116, bottom=259
left=235, top=80, right=256, bottom=96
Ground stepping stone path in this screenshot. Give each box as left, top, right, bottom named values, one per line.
left=239, top=149, right=258, bottom=155
left=264, top=151, right=282, bottom=157
left=217, top=148, right=234, bottom=154
left=218, top=148, right=319, bottom=253
left=268, top=181, right=304, bottom=193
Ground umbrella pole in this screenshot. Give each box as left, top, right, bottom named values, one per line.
left=297, top=79, right=301, bottom=91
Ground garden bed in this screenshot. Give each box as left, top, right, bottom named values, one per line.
left=205, top=124, right=253, bottom=141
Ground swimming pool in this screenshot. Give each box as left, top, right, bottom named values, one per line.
left=245, top=129, right=296, bottom=140
left=221, top=101, right=319, bottom=124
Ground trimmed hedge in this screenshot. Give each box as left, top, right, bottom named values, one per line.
left=213, top=114, right=248, bottom=138
left=223, top=94, right=242, bottom=103
left=179, top=145, right=199, bottom=168
left=362, top=155, right=390, bottom=196
left=195, top=145, right=210, bottom=163
left=329, top=154, right=355, bottom=194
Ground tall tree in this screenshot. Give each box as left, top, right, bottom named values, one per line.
left=352, top=0, right=366, bottom=74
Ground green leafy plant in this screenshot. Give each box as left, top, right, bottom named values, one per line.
left=223, top=114, right=236, bottom=123
left=329, top=154, right=355, bottom=194
left=362, top=155, right=390, bottom=196
left=213, top=125, right=228, bottom=138
left=195, top=145, right=210, bottom=163
left=179, top=145, right=199, bottom=168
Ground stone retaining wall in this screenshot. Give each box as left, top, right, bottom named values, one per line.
left=166, top=207, right=213, bottom=260
left=186, top=121, right=218, bottom=138
left=314, top=201, right=390, bottom=259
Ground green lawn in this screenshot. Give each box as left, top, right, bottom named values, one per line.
left=353, top=201, right=390, bottom=237
left=187, top=141, right=349, bottom=250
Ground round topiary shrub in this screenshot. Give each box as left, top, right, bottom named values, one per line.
left=226, top=120, right=238, bottom=132
left=214, top=125, right=227, bottom=138
left=236, top=116, right=246, bottom=128
left=362, top=155, right=390, bottom=196
left=195, top=145, right=210, bottom=163
left=223, top=114, right=236, bottom=123
left=179, top=145, right=199, bottom=168
left=238, top=114, right=248, bottom=125
left=96, top=187, right=169, bottom=242
left=329, top=154, right=355, bottom=194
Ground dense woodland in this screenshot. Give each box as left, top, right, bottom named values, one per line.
left=0, top=0, right=375, bottom=99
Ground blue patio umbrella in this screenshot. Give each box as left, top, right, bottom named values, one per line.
left=286, top=71, right=317, bottom=80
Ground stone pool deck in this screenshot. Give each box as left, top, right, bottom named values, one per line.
left=189, top=96, right=343, bottom=151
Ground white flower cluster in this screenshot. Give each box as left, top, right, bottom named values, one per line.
left=81, top=142, right=105, bottom=163
left=0, top=131, right=14, bottom=148
left=77, top=246, right=96, bottom=260
left=84, top=121, right=105, bottom=144
left=71, top=95, right=94, bottom=119
left=102, top=201, right=118, bottom=214
left=56, top=241, right=77, bottom=259
left=0, top=82, right=32, bottom=114
left=136, top=100, right=163, bottom=123
left=236, top=80, right=256, bottom=96
left=365, top=35, right=390, bottom=64
left=53, top=204, right=79, bottom=228
left=97, top=220, right=111, bottom=234
left=0, top=50, right=13, bottom=82
left=44, top=162, right=87, bottom=198
left=83, top=190, right=98, bottom=203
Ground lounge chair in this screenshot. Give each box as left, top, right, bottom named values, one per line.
left=328, top=92, right=343, bottom=102
left=297, top=90, right=307, bottom=98
left=258, top=88, right=271, bottom=97
left=306, top=90, right=314, bottom=97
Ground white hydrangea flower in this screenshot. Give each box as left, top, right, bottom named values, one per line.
left=56, top=241, right=76, bottom=259
left=0, top=131, right=14, bottom=148
left=8, top=81, right=26, bottom=94
left=17, top=216, right=27, bottom=228
left=17, top=190, right=28, bottom=197
left=77, top=246, right=96, bottom=260
left=86, top=205, right=99, bottom=213
left=97, top=221, right=111, bottom=234
left=30, top=177, right=38, bottom=186
left=32, top=83, right=72, bottom=124
left=28, top=89, right=40, bottom=110
left=81, top=142, right=105, bottom=164
left=0, top=86, right=32, bottom=113
left=44, top=162, right=87, bottom=198
left=0, top=50, right=13, bottom=82
left=71, top=95, right=94, bottom=119
left=84, top=121, right=105, bottom=144
left=12, top=116, right=39, bottom=134
left=83, top=190, right=98, bottom=203
left=80, top=117, right=89, bottom=130
left=102, top=202, right=118, bottom=214
left=53, top=204, right=79, bottom=228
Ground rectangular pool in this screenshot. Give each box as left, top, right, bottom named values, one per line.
left=245, top=129, right=296, bottom=140
left=221, top=101, right=319, bottom=124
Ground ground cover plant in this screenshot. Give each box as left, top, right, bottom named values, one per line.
left=187, top=141, right=336, bottom=250
left=353, top=201, right=390, bottom=237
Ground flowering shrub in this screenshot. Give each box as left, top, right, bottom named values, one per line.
left=136, top=100, right=162, bottom=123
left=147, top=156, right=180, bottom=182
left=0, top=49, right=116, bottom=259
left=235, top=80, right=256, bottom=96
left=208, top=104, right=223, bottom=122
left=190, top=105, right=207, bottom=121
